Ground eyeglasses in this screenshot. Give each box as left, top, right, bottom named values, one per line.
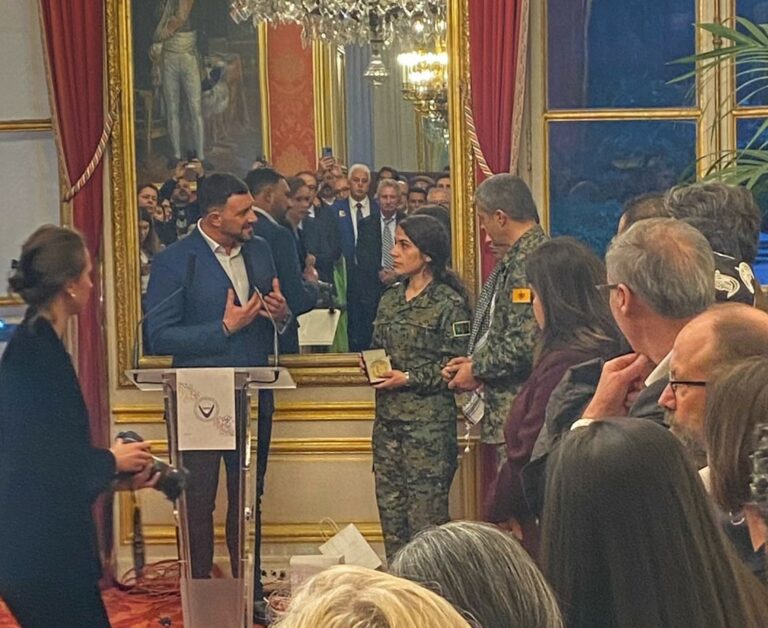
left=595, top=283, right=620, bottom=292
left=668, top=379, right=707, bottom=393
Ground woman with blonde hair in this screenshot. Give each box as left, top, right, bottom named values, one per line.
left=273, top=565, right=470, bottom=628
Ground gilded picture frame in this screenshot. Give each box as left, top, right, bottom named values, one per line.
left=106, top=0, right=477, bottom=387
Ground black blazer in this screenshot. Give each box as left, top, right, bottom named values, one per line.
left=302, top=204, right=341, bottom=283
left=253, top=212, right=319, bottom=353
left=0, top=316, right=115, bottom=588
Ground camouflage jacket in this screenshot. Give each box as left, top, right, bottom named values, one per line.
left=472, top=225, right=548, bottom=443
left=371, top=280, right=472, bottom=422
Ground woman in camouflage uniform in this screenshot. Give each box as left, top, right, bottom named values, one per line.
left=368, top=215, right=472, bottom=561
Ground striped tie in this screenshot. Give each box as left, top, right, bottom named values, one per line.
left=381, top=217, right=395, bottom=269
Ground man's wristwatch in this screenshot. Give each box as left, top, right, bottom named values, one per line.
left=403, top=371, right=411, bottom=386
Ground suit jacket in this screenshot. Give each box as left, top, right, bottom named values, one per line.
left=145, top=226, right=276, bottom=367
left=303, top=204, right=341, bottom=283
left=0, top=316, right=115, bottom=587
left=333, top=197, right=380, bottom=264
left=353, top=209, right=404, bottom=350
left=252, top=212, right=319, bottom=354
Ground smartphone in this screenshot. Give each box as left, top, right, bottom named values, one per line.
left=322, top=146, right=333, bottom=159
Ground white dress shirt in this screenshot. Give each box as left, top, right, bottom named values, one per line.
left=197, top=220, right=250, bottom=305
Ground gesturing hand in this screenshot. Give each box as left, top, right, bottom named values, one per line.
left=223, top=288, right=263, bottom=335
left=261, top=278, right=289, bottom=321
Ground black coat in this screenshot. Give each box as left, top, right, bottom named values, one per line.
left=0, top=316, right=115, bottom=589
left=302, top=204, right=341, bottom=284
left=253, top=212, right=319, bottom=353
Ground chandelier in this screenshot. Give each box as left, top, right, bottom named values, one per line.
left=397, top=49, right=448, bottom=124
left=230, top=1, right=447, bottom=90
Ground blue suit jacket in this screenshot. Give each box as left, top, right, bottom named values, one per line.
left=333, top=198, right=379, bottom=264
left=145, top=227, right=276, bottom=368
left=252, top=212, right=318, bottom=353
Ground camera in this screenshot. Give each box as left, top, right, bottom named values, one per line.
left=116, top=431, right=189, bottom=501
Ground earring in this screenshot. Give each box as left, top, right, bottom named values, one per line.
left=68, top=291, right=76, bottom=299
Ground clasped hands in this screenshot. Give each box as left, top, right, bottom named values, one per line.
left=222, top=278, right=289, bottom=335
left=441, top=356, right=481, bottom=392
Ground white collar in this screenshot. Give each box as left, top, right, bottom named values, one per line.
left=197, top=219, right=242, bottom=257
left=255, top=207, right=280, bottom=226
left=645, top=351, right=671, bottom=387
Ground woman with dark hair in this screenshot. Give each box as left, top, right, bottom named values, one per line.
left=705, top=356, right=768, bottom=579
left=139, top=208, right=163, bottom=295
left=0, top=226, right=154, bottom=627
left=542, top=418, right=768, bottom=628
left=487, top=237, right=622, bottom=556
left=367, top=214, right=471, bottom=561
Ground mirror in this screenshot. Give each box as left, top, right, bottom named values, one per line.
left=107, top=0, right=477, bottom=384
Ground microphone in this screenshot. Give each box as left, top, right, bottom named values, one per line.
left=252, top=284, right=281, bottom=383
left=132, top=254, right=196, bottom=371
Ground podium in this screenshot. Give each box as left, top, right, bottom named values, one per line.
left=127, top=367, right=296, bottom=628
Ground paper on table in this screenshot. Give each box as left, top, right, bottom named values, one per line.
left=298, top=309, right=341, bottom=346
left=176, top=368, right=236, bottom=450
left=318, top=523, right=382, bottom=570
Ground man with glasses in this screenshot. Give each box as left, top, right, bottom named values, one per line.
left=659, top=303, right=768, bottom=464
left=581, top=218, right=715, bottom=423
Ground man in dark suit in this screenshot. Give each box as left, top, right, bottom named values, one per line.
left=355, top=178, right=404, bottom=349
left=145, top=173, right=288, bottom=621
left=333, top=163, right=379, bottom=350
left=246, top=167, right=319, bottom=354
left=295, top=171, right=341, bottom=283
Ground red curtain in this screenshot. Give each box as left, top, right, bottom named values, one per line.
left=468, top=0, right=531, bottom=509
left=38, top=0, right=113, bottom=581
left=469, top=0, right=530, bottom=278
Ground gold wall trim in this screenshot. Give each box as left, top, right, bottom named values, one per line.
left=544, top=108, right=700, bottom=121
left=113, top=401, right=375, bottom=424
left=0, top=295, right=23, bottom=306
left=0, top=119, right=53, bottom=133
left=118, top=435, right=479, bottom=545
left=448, top=0, right=478, bottom=295
left=258, top=22, right=272, bottom=163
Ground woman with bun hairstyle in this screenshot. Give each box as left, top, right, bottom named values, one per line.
left=0, top=226, right=155, bottom=627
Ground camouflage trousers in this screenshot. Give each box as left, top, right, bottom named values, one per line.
left=372, top=418, right=458, bottom=561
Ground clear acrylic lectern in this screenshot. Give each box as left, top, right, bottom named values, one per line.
left=126, top=367, right=296, bottom=628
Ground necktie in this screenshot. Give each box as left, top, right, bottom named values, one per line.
left=355, top=202, right=363, bottom=226
left=381, top=217, right=395, bottom=269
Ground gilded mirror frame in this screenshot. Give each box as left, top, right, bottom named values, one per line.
left=106, top=0, right=477, bottom=387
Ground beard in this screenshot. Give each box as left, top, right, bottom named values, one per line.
left=666, top=410, right=708, bottom=469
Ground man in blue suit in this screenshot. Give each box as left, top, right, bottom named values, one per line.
left=145, top=173, right=288, bottom=622
left=246, top=167, right=319, bottom=354
left=333, top=163, right=379, bottom=350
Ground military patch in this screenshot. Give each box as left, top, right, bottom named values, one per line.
left=452, top=321, right=471, bottom=337
left=511, top=288, right=532, bottom=303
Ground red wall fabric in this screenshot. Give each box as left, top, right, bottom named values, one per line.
left=266, top=24, right=317, bottom=174
left=468, top=0, right=530, bottom=279
left=38, top=0, right=113, bottom=581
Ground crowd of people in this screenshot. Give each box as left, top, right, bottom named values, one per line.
left=3, top=160, right=768, bottom=627
left=136, top=157, right=453, bottom=355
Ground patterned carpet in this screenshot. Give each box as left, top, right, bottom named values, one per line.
left=0, top=590, right=270, bottom=627
left=0, top=589, right=183, bottom=627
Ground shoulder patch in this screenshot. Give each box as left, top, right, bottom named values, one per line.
left=452, top=321, right=471, bottom=337
left=511, top=288, right=532, bottom=304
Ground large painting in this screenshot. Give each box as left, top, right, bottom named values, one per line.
left=131, top=0, right=264, bottom=184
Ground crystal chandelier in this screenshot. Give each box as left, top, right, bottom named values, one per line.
left=397, top=48, right=448, bottom=124
left=230, top=1, right=447, bottom=49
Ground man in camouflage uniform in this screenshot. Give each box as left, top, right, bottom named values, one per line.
left=370, top=276, right=471, bottom=560
left=443, top=174, right=547, bottom=473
